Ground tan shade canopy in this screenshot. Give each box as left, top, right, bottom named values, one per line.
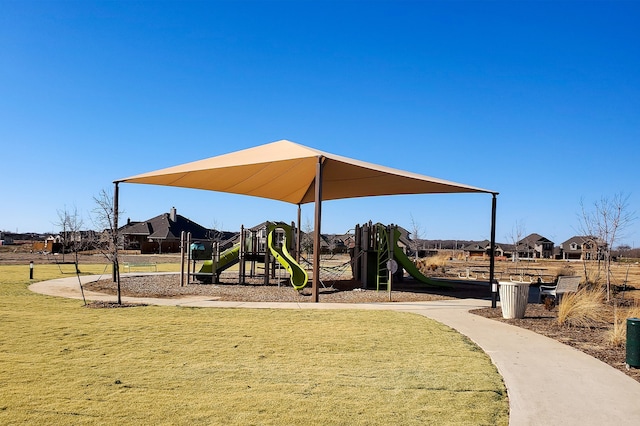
left=116, top=139, right=495, bottom=203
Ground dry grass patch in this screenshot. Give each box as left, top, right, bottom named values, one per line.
left=608, top=306, right=640, bottom=347
left=557, top=288, right=608, bottom=327
left=416, top=253, right=450, bottom=274
left=0, top=265, right=508, bottom=425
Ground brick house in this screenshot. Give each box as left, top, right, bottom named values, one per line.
left=517, top=233, right=555, bottom=259
left=558, top=235, right=605, bottom=260
left=119, top=207, right=213, bottom=254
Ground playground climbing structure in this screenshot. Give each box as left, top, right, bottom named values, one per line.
left=352, top=222, right=451, bottom=291
left=178, top=221, right=309, bottom=290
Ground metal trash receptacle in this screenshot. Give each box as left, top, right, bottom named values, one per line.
left=499, top=281, right=530, bottom=319
left=627, top=318, right=640, bottom=368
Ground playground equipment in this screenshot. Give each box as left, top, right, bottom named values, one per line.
left=267, top=222, right=308, bottom=290
left=194, top=243, right=241, bottom=283
left=179, top=221, right=308, bottom=290
left=352, top=222, right=451, bottom=290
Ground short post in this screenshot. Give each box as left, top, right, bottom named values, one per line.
left=180, top=231, right=185, bottom=287
left=492, top=280, right=498, bottom=307
left=29, top=261, right=34, bottom=279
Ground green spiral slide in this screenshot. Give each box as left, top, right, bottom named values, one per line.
left=267, top=223, right=309, bottom=290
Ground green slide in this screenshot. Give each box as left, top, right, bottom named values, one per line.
left=198, top=243, right=241, bottom=277
left=267, top=223, right=309, bottom=290
left=390, top=228, right=451, bottom=288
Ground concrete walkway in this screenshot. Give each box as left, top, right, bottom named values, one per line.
left=30, top=275, right=640, bottom=425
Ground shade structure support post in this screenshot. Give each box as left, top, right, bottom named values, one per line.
left=489, top=193, right=498, bottom=308
left=312, top=156, right=324, bottom=303
left=296, top=204, right=301, bottom=262
left=387, top=224, right=394, bottom=302
left=113, top=182, right=121, bottom=304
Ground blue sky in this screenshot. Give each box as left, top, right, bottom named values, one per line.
left=2, top=1, right=639, bottom=246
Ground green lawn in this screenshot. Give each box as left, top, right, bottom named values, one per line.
left=0, top=264, right=508, bottom=425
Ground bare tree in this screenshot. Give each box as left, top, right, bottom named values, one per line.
left=92, top=189, right=123, bottom=304
left=409, top=213, right=423, bottom=260
left=55, top=205, right=86, bottom=304
left=579, top=193, right=636, bottom=301
left=301, top=216, right=314, bottom=258
left=208, top=219, right=225, bottom=243
left=54, top=205, right=83, bottom=271
left=506, top=220, right=526, bottom=279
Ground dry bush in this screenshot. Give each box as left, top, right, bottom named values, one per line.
left=417, top=253, right=450, bottom=274
left=557, top=288, right=608, bottom=327
left=543, top=296, right=556, bottom=311
left=554, top=263, right=576, bottom=278
left=453, top=252, right=467, bottom=261
left=607, top=305, right=640, bottom=347
left=428, top=252, right=451, bottom=267
left=583, top=268, right=604, bottom=291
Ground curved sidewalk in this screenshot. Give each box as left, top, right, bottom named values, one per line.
left=30, top=275, right=640, bottom=426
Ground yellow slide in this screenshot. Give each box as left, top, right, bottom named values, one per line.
left=267, top=223, right=308, bottom=290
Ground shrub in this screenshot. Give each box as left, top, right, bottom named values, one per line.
left=542, top=295, right=555, bottom=311
left=607, top=305, right=640, bottom=347
left=417, top=253, right=450, bottom=275
left=557, top=288, right=608, bottom=327
left=555, top=263, right=576, bottom=278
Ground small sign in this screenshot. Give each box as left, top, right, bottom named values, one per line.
left=387, top=259, right=398, bottom=274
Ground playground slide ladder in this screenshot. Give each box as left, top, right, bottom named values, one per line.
left=376, top=225, right=391, bottom=291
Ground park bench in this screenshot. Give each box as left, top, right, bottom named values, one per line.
left=123, top=262, right=158, bottom=272
left=508, top=267, right=554, bottom=283
left=538, top=275, right=581, bottom=304
left=458, top=268, right=502, bottom=280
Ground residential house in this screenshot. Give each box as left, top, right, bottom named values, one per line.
left=119, top=207, right=213, bottom=254
left=517, top=233, right=555, bottom=259
left=320, top=233, right=354, bottom=254
left=463, top=240, right=505, bottom=259
left=558, top=235, right=606, bottom=260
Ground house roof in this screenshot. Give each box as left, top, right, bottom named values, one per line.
left=120, top=212, right=210, bottom=241
left=463, top=240, right=507, bottom=252
left=463, top=240, right=491, bottom=251
left=519, top=233, right=553, bottom=246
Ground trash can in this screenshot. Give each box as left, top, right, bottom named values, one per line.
left=499, top=281, right=530, bottom=319
left=626, top=318, right=640, bottom=368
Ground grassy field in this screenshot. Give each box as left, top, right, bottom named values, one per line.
left=0, top=264, right=508, bottom=425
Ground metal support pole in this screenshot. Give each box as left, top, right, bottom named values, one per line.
left=113, top=182, right=121, bottom=305
left=296, top=205, right=301, bottom=262
left=312, top=156, right=324, bottom=303
left=113, top=182, right=119, bottom=284
left=388, top=225, right=394, bottom=301
left=490, top=193, right=499, bottom=308
left=238, top=225, right=246, bottom=284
